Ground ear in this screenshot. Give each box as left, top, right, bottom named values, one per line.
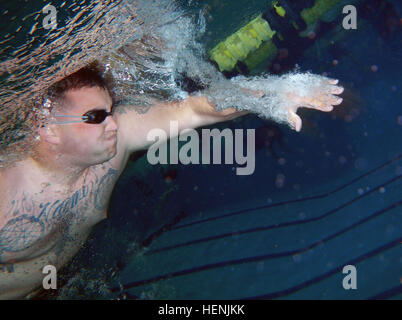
left=38, top=124, right=61, bottom=145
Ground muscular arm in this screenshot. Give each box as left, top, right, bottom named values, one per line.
left=114, top=95, right=248, bottom=155
left=113, top=74, right=344, bottom=158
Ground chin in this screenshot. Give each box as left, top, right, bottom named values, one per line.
left=91, top=149, right=116, bottom=165
left=106, top=145, right=118, bottom=159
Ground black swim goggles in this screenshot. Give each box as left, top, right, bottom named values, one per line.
left=51, top=109, right=113, bottom=125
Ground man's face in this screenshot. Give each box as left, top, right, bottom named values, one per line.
left=54, top=86, right=118, bottom=165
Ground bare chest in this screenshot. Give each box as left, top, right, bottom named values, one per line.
left=0, top=162, right=120, bottom=263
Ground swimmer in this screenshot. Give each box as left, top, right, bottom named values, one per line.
left=0, top=64, right=343, bottom=299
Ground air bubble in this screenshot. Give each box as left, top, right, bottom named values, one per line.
left=338, top=155, right=347, bottom=164
left=292, top=254, right=302, bottom=262
left=275, top=173, right=285, bottom=188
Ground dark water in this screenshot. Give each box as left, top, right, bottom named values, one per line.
left=15, top=0, right=401, bottom=299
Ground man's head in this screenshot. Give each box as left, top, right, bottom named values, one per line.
left=38, top=62, right=118, bottom=166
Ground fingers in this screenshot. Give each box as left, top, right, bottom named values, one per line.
left=330, top=85, right=344, bottom=95
left=309, top=103, right=334, bottom=112
left=325, top=79, right=344, bottom=96
left=327, top=78, right=339, bottom=85
left=320, top=104, right=334, bottom=112
left=328, top=94, right=343, bottom=106
left=332, top=95, right=343, bottom=105
left=314, top=95, right=342, bottom=110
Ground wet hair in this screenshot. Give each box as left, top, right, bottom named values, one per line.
left=45, top=61, right=114, bottom=112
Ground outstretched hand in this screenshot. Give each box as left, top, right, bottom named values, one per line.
left=285, top=78, right=344, bottom=132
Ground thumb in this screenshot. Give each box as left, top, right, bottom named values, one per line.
left=288, top=110, right=302, bottom=132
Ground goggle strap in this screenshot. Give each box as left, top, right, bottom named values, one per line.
left=54, top=114, right=88, bottom=119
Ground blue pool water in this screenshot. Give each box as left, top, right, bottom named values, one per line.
left=112, top=1, right=400, bottom=300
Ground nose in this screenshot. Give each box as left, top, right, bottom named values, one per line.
left=105, top=114, right=118, bottom=131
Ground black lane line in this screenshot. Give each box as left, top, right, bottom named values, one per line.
left=146, top=174, right=401, bottom=255
left=242, top=237, right=402, bottom=300
left=110, top=200, right=401, bottom=292
left=135, top=154, right=401, bottom=253
left=140, top=211, right=187, bottom=248
left=170, top=154, right=402, bottom=231
left=368, top=285, right=402, bottom=300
